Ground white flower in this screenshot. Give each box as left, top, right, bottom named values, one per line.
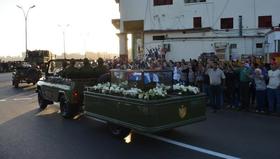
left=138, top=93, right=144, bottom=99
left=173, top=84, right=200, bottom=95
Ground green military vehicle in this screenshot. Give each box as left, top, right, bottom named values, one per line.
left=25, top=50, right=52, bottom=71
left=12, top=62, right=42, bottom=88
left=37, top=59, right=99, bottom=118
left=84, top=69, right=207, bottom=138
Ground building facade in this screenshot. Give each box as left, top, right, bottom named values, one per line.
left=112, top=0, right=280, bottom=61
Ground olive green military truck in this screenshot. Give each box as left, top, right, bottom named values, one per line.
left=37, top=59, right=100, bottom=118
left=12, top=62, right=42, bottom=88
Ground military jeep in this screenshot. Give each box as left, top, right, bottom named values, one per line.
left=37, top=59, right=99, bottom=118
left=12, top=62, right=42, bottom=88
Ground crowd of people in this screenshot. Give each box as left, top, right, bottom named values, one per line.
left=98, top=57, right=280, bottom=115
left=3, top=55, right=279, bottom=115
left=0, top=61, right=23, bottom=73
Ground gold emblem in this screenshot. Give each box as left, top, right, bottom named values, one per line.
left=179, top=105, right=187, bottom=119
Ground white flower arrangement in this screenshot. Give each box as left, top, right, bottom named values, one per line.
left=90, top=83, right=109, bottom=91
left=109, top=84, right=124, bottom=94
left=122, top=88, right=142, bottom=97
left=140, top=87, right=168, bottom=100
left=87, top=82, right=200, bottom=100
left=173, top=83, right=200, bottom=95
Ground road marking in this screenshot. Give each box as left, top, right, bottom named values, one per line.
left=13, top=98, right=33, bottom=101
left=27, top=93, right=37, bottom=97
left=0, top=99, right=7, bottom=102
left=143, top=133, right=241, bottom=159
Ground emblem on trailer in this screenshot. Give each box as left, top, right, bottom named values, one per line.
left=179, top=105, right=187, bottom=119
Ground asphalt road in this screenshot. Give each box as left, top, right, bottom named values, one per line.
left=0, top=72, right=280, bottom=159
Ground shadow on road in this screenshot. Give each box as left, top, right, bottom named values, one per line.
left=0, top=108, right=218, bottom=159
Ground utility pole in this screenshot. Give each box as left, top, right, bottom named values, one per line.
left=58, top=24, right=70, bottom=59
left=16, top=5, right=36, bottom=61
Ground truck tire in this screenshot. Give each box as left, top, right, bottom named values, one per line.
left=60, top=95, right=74, bottom=119
left=107, top=123, right=131, bottom=139
left=13, top=81, right=19, bottom=88
left=38, top=90, right=48, bottom=110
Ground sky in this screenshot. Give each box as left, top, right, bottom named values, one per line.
left=0, top=0, right=120, bottom=57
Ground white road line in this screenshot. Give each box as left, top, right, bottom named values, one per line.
left=13, top=98, right=33, bottom=101
left=27, top=93, right=37, bottom=97
left=143, top=133, right=241, bottom=159
left=0, top=99, right=7, bottom=102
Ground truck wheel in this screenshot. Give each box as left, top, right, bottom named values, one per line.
left=14, top=81, right=19, bottom=88
left=107, top=123, right=131, bottom=139
left=60, top=95, right=74, bottom=119
left=38, top=90, right=48, bottom=110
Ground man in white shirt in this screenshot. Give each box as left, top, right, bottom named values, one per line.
left=206, top=62, right=226, bottom=112
left=173, top=62, right=182, bottom=84
left=267, top=62, right=280, bottom=113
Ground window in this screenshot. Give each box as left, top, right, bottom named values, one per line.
left=258, top=16, right=272, bottom=28
left=230, top=44, right=237, bottom=49
left=256, top=43, right=263, bottom=48
left=193, top=17, right=202, bottom=28
left=221, top=18, right=233, bottom=29
left=153, top=35, right=165, bottom=41
left=154, top=0, right=173, bottom=6
left=185, top=0, right=206, bottom=3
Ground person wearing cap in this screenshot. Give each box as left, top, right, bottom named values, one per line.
left=267, top=61, right=280, bottom=114
left=206, top=61, right=226, bottom=113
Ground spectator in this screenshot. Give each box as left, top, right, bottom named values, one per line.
left=267, top=62, right=280, bottom=114
left=173, top=62, right=182, bottom=84
left=239, top=62, right=252, bottom=111
left=254, top=68, right=267, bottom=113
left=187, top=63, right=196, bottom=86
left=195, top=63, right=204, bottom=90
left=206, top=62, right=226, bottom=113
left=224, top=63, right=236, bottom=108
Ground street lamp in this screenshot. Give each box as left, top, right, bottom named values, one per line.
left=58, top=24, right=70, bottom=59
left=16, top=4, right=36, bottom=61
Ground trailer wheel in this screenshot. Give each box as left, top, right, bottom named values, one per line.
left=38, top=90, right=48, bottom=110
left=60, top=95, right=74, bottom=119
left=107, top=123, right=131, bottom=139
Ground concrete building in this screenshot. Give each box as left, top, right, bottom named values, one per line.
left=265, top=28, right=280, bottom=62
left=112, top=0, right=280, bottom=62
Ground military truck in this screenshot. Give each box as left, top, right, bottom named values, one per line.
left=25, top=50, right=52, bottom=71
left=36, top=59, right=99, bottom=118
left=12, top=62, right=42, bottom=88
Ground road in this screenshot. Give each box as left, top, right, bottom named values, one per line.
left=0, top=72, right=279, bottom=159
